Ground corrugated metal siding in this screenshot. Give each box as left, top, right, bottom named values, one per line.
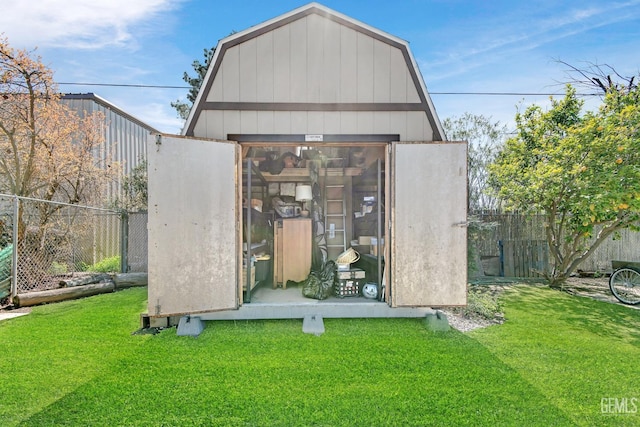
left=62, top=96, right=150, bottom=203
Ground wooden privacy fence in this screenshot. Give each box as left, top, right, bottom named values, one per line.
left=472, top=210, right=640, bottom=276
left=500, top=240, right=548, bottom=278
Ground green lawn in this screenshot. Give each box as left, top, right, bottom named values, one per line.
left=0, top=285, right=638, bottom=426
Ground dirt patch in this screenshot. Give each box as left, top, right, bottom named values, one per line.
left=0, top=305, right=31, bottom=315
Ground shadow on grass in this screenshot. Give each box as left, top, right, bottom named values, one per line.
left=505, top=285, right=640, bottom=347
left=19, top=318, right=575, bottom=427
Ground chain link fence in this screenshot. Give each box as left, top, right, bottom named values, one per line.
left=0, top=194, right=129, bottom=302
left=126, top=211, right=148, bottom=273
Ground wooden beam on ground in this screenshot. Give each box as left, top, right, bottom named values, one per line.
left=59, top=273, right=112, bottom=288
left=114, top=272, right=148, bottom=288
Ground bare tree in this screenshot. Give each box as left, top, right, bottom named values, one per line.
left=555, top=59, right=637, bottom=95
left=443, top=113, right=507, bottom=211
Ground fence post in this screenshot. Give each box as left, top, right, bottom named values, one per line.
left=11, top=196, right=19, bottom=298
left=120, top=210, right=129, bottom=273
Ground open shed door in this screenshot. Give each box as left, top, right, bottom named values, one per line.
left=147, top=135, right=238, bottom=316
left=391, top=142, right=467, bottom=307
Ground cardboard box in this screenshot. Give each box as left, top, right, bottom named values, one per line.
left=242, top=267, right=256, bottom=290
left=358, top=236, right=374, bottom=245
left=371, top=237, right=384, bottom=257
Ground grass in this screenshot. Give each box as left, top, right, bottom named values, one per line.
left=82, top=255, right=121, bottom=273
left=0, top=286, right=638, bottom=426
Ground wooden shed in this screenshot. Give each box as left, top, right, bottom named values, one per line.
left=145, top=3, right=467, bottom=330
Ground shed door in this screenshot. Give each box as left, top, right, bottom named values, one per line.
left=147, top=135, right=238, bottom=316
left=391, top=142, right=467, bottom=307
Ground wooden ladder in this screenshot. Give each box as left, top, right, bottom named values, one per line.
left=324, top=158, right=347, bottom=259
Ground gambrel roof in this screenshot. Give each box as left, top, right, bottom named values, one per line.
left=184, top=2, right=444, bottom=141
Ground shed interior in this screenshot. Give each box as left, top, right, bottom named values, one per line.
left=241, top=142, right=387, bottom=304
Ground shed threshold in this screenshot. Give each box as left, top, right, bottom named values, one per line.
left=197, top=301, right=435, bottom=321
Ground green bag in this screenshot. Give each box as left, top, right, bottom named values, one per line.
left=301, top=261, right=336, bottom=300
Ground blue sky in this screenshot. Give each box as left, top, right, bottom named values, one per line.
left=1, top=0, right=639, bottom=135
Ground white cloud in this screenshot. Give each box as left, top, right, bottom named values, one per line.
left=420, top=0, right=640, bottom=84
left=0, top=0, right=182, bottom=49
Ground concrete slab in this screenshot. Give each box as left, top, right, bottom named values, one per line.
left=302, top=314, right=325, bottom=335
left=197, top=301, right=435, bottom=321
left=176, top=316, right=205, bottom=337
left=0, top=312, right=29, bottom=322
left=425, top=310, right=450, bottom=332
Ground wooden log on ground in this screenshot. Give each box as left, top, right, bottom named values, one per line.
left=13, top=281, right=115, bottom=307
left=114, top=272, right=148, bottom=288
left=59, top=273, right=112, bottom=288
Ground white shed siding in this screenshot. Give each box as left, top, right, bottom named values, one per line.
left=257, top=110, right=276, bottom=134
left=186, top=4, right=443, bottom=141
left=205, top=17, right=421, bottom=106
left=195, top=109, right=433, bottom=141
left=273, top=25, right=291, bottom=103
left=290, top=17, right=308, bottom=102
left=356, top=32, right=375, bottom=103
left=340, top=25, right=358, bottom=102
left=257, top=32, right=274, bottom=102
left=222, top=47, right=240, bottom=102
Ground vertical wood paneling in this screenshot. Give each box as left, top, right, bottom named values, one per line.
left=223, top=110, right=241, bottom=137
left=256, top=32, right=274, bottom=102
left=273, top=25, right=291, bottom=102
left=422, top=114, right=434, bottom=140
left=323, top=111, right=341, bottom=133
left=340, top=26, right=358, bottom=102
left=307, top=112, right=324, bottom=133
left=356, top=32, right=374, bottom=102
left=373, top=111, right=390, bottom=134
left=222, top=46, right=240, bottom=102
left=306, top=14, right=323, bottom=102
left=389, top=111, right=408, bottom=140
left=196, top=10, right=441, bottom=142
left=208, top=71, right=223, bottom=102
left=256, top=111, right=275, bottom=134
left=240, top=110, right=258, bottom=134
left=289, top=17, right=307, bottom=102
left=356, top=111, right=374, bottom=133
left=339, top=111, right=358, bottom=133
left=239, top=38, right=257, bottom=102
left=405, top=111, right=427, bottom=140
left=373, top=40, right=391, bottom=102
left=273, top=111, right=292, bottom=133
left=389, top=47, right=407, bottom=102
left=406, top=67, right=421, bottom=103
left=322, top=19, right=341, bottom=103
left=290, top=111, right=308, bottom=133
left=193, top=116, right=209, bottom=137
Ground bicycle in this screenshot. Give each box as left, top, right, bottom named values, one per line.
left=609, top=261, right=640, bottom=305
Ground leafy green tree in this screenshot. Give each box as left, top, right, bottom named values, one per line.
left=171, top=47, right=215, bottom=120
left=117, top=160, right=147, bottom=211
left=443, top=113, right=507, bottom=210
left=489, top=84, right=640, bottom=286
